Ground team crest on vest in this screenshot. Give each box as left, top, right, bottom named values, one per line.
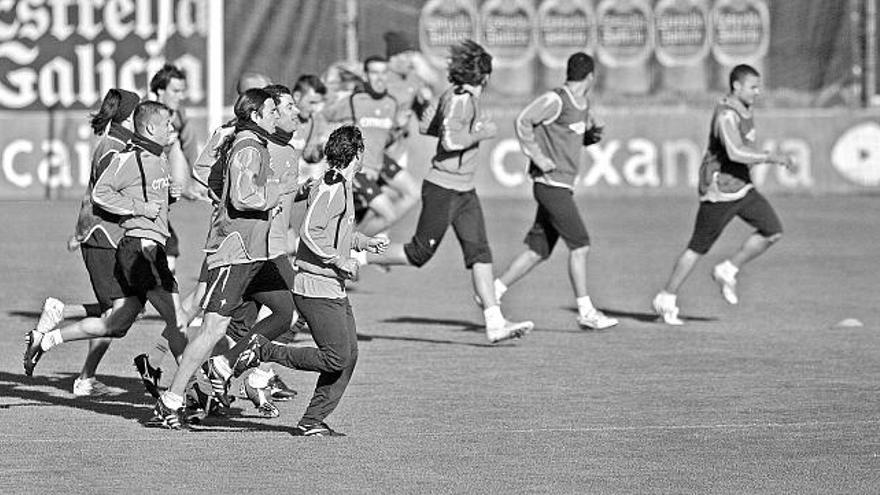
left=568, top=121, right=587, bottom=135
left=744, top=128, right=756, bottom=143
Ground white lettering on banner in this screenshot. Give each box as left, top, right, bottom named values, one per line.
left=489, top=138, right=526, bottom=187
left=582, top=140, right=622, bottom=186
left=1, top=123, right=92, bottom=189
left=2, top=139, right=34, bottom=187
left=0, top=0, right=207, bottom=109
left=487, top=136, right=814, bottom=190
left=661, top=139, right=701, bottom=187
left=622, top=138, right=660, bottom=187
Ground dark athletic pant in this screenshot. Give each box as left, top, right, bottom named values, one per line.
left=258, top=295, right=358, bottom=425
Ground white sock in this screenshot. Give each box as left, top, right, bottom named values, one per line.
left=160, top=391, right=184, bottom=410
left=247, top=368, right=273, bottom=389
left=576, top=296, right=595, bottom=317
left=658, top=291, right=677, bottom=305
left=40, top=329, right=63, bottom=351
left=212, top=356, right=233, bottom=379
left=721, top=259, right=739, bottom=276
left=494, top=279, right=508, bottom=300
left=483, top=305, right=504, bottom=329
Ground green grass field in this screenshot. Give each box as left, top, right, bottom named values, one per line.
left=1, top=194, right=878, bottom=493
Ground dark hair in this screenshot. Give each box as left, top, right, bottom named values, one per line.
left=363, top=55, right=388, bottom=74
left=263, top=84, right=292, bottom=103
left=149, top=64, right=186, bottom=94
left=215, top=88, right=274, bottom=162
left=566, top=52, right=594, bottom=82
left=729, top=64, right=760, bottom=92
left=323, top=125, right=364, bottom=182
left=89, top=89, right=137, bottom=135
left=293, top=74, right=327, bottom=96
left=133, top=101, right=170, bottom=135
left=448, top=39, right=492, bottom=87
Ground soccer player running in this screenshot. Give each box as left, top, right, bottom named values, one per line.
left=208, top=125, right=389, bottom=437
left=23, top=102, right=188, bottom=378
left=323, top=56, right=418, bottom=237
left=365, top=40, right=533, bottom=344
left=652, top=64, right=796, bottom=325
left=31, top=88, right=141, bottom=396
left=494, top=53, right=618, bottom=331
left=150, top=88, right=288, bottom=430
left=149, top=64, right=194, bottom=272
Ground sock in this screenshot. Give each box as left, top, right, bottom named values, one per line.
left=577, top=296, right=595, bottom=317
left=146, top=341, right=168, bottom=367
left=247, top=368, right=273, bottom=389
left=160, top=391, right=184, bottom=410
left=483, top=305, right=504, bottom=329
left=721, top=259, right=739, bottom=276
left=212, top=355, right=233, bottom=380
left=40, top=329, right=63, bottom=351
left=494, top=279, right=508, bottom=300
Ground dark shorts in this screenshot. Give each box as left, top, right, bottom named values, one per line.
left=403, top=180, right=492, bottom=268
left=225, top=257, right=297, bottom=341
left=687, top=189, right=783, bottom=254
left=352, top=155, right=404, bottom=221
left=81, top=245, right=124, bottom=311
left=202, top=261, right=265, bottom=317
left=525, top=182, right=591, bottom=259
left=114, top=236, right=179, bottom=302
left=165, top=223, right=180, bottom=257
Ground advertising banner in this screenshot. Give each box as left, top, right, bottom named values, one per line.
left=479, top=0, right=536, bottom=96
left=418, top=0, right=479, bottom=70
left=596, top=0, right=654, bottom=94
left=0, top=0, right=208, bottom=199
left=403, top=104, right=880, bottom=198
left=655, top=0, right=711, bottom=92
left=711, top=0, right=770, bottom=71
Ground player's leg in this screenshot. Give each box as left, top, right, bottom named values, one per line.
left=654, top=200, right=737, bottom=323
left=357, top=193, right=397, bottom=237
left=495, top=187, right=558, bottom=298
left=165, top=224, right=180, bottom=275
left=451, top=190, right=533, bottom=343
left=713, top=191, right=784, bottom=304
left=358, top=158, right=419, bottom=236
left=367, top=181, right=453, bottom=267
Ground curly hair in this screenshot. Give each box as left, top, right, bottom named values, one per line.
left=324, top=125, right=365, bottom=171
left=447, top=39, right=492, bottom=87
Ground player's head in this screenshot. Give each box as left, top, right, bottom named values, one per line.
left=384, top=30, right=416, bottom=74
left=89, top=88, right=140, bottom=135
left=363, top=55, right=389, bottom=94
left=237, top=71, right=272, bottom=95
left=293, top=74, right=327, bottom=120
left=729, top=64, right=762, bottom=107
left=448, top=39, right=492, bottom=88
left=566, top=52, right=596, bottom=93
left=264, top=84, right=299, bottom=133
left=324, top=125, right=364, bottom=181
left=234, top=88, right=278, bottom=134
left=133, top=100, right=173, bottom=146
left=149, top=64, right=187, bottom=111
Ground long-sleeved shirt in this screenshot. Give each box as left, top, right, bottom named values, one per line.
left=323, top=89, right=398, bottom=176
left=294, top=177, right=370, bottom=299
left=91, top=136, right=171, bottom=245
left=699, top=96, right=766, bottom=202
left=203, top=129, right=281, bottom=269
left=516, top=86, right=593, bottom=189
left=266, top=130, right=302, bottom=258
left=420, top=85, right=490, bottom=192
left=74, top=122, right=132, bottom=248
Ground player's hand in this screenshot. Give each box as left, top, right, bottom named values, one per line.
left=474, top=119, right=498, bottom=140
left=768, top=150, right=796, bottom=172
left=143, top=200, right=162, bottom=219
left=365, top=235, right=390, bottom=254
left=66, top=235, right=81, bottom=252
left=169, top=182, right=183, bottom=199
left=583, top=125, right=604, bottom=146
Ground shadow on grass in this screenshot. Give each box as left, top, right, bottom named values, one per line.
left=368, top=316, right=522, bottom=348
left=561, top=305, right=719, bottom=324
left=0, top=371, right=293, bottom=433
